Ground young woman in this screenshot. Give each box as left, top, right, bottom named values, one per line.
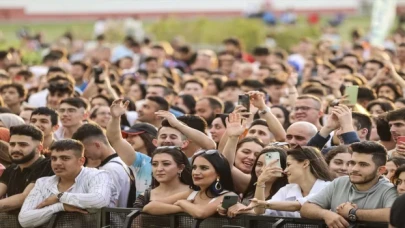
left=386, top=157, right=405, bottom=181
left=247, top=146, right=332, bottom=218
left=89, top=106, right=112, bottom=129
left=324, top=145, right=352, bottom=179
left=271, top=105, right=291, bottom=130
left=366, top=99, right=395, bottom=118
left=134, top=146, right=193, bottom=208
left=209, top=115, right=227, bottom=144
left=121, top=123, right=157, bottom=156
left=391, top=165, right=405, bottom=195
left=143, top=150, right=236, bottom=219
left=376, top=83, right=403, bottom=101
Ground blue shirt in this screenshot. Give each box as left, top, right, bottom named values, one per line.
left=132, top=152, right=152, bottom=197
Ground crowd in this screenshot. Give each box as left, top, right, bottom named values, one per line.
left=0, top=19, right=405, bottom=228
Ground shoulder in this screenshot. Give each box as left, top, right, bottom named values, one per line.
left=35, top=175, right=56, bottom=186
left=332, top=176, right=351, bottom=185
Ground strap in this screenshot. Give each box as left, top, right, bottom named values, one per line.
left=109, top=161, right=135, bottom=182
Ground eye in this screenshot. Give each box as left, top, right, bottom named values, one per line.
left=152, top=163, right=158, bottom=167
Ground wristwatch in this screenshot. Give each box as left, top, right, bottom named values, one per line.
left=259, top=107, right=270, bottom=115
left=348, top=208, right=358, bottom=222
left=57, top=192, right=64, bottom=201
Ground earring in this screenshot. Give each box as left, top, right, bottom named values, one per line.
left=178, top=171, right=182, bottom=177
left=215, top=177, right=222, bottom=191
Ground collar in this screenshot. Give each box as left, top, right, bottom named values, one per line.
left=97, top=153, right=119, bottom=168
left=51, top=167, right=86, bottom=185
left=14, top=156, right=45, bottom=171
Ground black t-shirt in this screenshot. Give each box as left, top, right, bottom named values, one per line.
left=390, top=194, right=405, bottom=228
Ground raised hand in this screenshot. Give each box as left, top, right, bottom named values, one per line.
left=257, top=159, right=283, bottom=185
left=110, top=99, right=129, bottom=118
left=331, top=104, right=353, bottom=130
left=247, top=91, right=266, bottom=110
left=155, top=110, right=180, bottom=128
left=225, top=113, right=246, bottom=137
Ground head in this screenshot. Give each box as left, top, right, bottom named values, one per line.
left=151, top=146, right=193, bottom=188
left=235, top=137, right=265, bottom=174
left=146, top=84, right=170, bottom=98
left=395, top=98, right=405, bottom=110
left=128, top=83, right=147, bottom=102
left=70, top=61, right=88, bottom=82
left=294, top=95, right=323, bottom=125
left=173, top=95, right=196, bottom=114
left=89, top=106, right=111, bottom=129
left=19, top=108, right=33, bottom=124
left=366, top=100, right=395, bottom=118
left=145, top=57, right=159, bottom=74
left=362, top=59, right=383, bottom=80
left=50, top=139, right=85, bottom=179
left=392, top=165, right=405, bottom=196
left=58, top=97, right=88, bottom=128
left=263, top=77, right=287, bottom=104
left=348, top=142, right=387, bottom=185
left=72, top=123, right=111, bottom=161
left=271, top=105, right=291, bottom=129
left=0, top=83, right=26, bottom=107
left=325, top=145, right=352, bottom=179
left=0, top=113, right=25, bottom=128
left=221, top=80, right=242, bottom=103
left=342, top=53, right=361, bottom=72
left=336, top=112, right=372, bottom=143
left=285, top=146, right=332, bottom=184
left=210, top=115, right=227, bottom=143
left=47, top=75, right=75, bottom=109
left=357, top=86, right=377, bottom=108
left=138, top=96, right=169, bottom=125
left=246, top=120, right=273, bottom=145
left=205, top=77, right=223, bottom=96
left=386, top=157, right=405, bottom=181
left=30, top=107, right=59, bottom=137
left=191, top=150, right=234, bottom=196
left=9, top=124, right=44, bottom=165
left=195, top=97, right=224, bottom=126
left=122, top=123, right=157, bottom=156
left=386, top=108, right=405, bottom=141
left=155, top=119, right=189, bottom=149
left=90, top=94, right=112, bottom=109
left=286, top=121, right=317, bottom=148
left=183, top=79, right=205, bottom=98
left=376, top=83, right=402, bottom=101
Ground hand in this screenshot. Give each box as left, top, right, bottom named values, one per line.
left=287, top=72, right=298, bottom=88
left=110, top=99, right=129, bottom=118
left=225, top=113, right=246, bottom=137
left=336, top=202, right=357, bottom=219
left=396, top=142, right=405, bottom=156
left=332, top=104, right=353, bottom=131
left=36, top=195, right=59, bottom=209
left=240, top=198, right=268, bottom=211
left=232, top=105, right=248, bottom=114
left=155, top=110, right=181, bottom=128
left=227, top=203, right=247, bottom=218
left=323, top=211, right=350, bottom=228
left=95, top=61, right=112, bottom=90
left=324, top=112, right=340, bottom=132
left=247, top=91, right=266, bottom=110
left=174, top=199, right=189, bottom=207
left=63, top=204, right=88, bottom=214
left=216, top=204, right=227, bottom=216
left=257, top=160, right=283, bottom=184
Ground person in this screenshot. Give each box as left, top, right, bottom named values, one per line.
left=143, top=149, right=236, bottom=219
left=72, top=123, right=132, bottom=207
left=0, top=125, right=53, bottom=213
left=18, top=139, right=114, bottom=228
left=390, top=193, right=405, bottom=228
left=286, top=121, right=317, bottom=148
left=0, top=83, right=26, bottom=115
left=19, top=107, right=34, bottom=124
left=89, top=106, right=111, bottom=129
left=121, top=123, right=157, bottom=156
left=30, top=107, right=59, bottom=154
left=366, top=100, right=395, bottom=119
left=391, top=165, right=405, bottom=195
left=271, top=105, right=291, bottom=130
left=386, top=108, right=405, bottom=156
left=301, top=141, right=398, bottom=226
left=385, top=157, right=405, bottom=181
left=70, top=61, right=89, bottom=92
left=0, top=113, right=25, bottom=128
left=210, top=115, right=227, bottom=144
left=137, top=96, right=169, bottom=128
left=195, top=96, right=224, bottom=126
left=324, top=145, right=352, bottom=179
left=134, top=146, right=193, bottom=208
left=45, top=75, right=75, bottom=110
left=335, top=112, right=372, bottom=144
left=54, top=97, right=88, bottom=140
left=293, top=95, right=323, bottom=130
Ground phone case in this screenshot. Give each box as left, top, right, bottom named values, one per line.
left=397, top=136, right=405, bottom=144
left=265, top=152, right=282, bottom=177
left=222, top=195, right=238, bottom=209
left=344, top=86, right=359, bottom=105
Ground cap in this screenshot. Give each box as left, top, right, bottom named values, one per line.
left=122, top=123, right=157, bottom=138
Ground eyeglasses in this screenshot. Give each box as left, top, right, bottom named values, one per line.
left=294, top=106, right=319, bottom=112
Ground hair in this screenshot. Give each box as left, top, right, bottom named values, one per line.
left=324, top=145, right=351, bottom=165
left=263, top=77, right=286, bottom=87
left=150, top=147, right=194, bottom=188
left=183, top=79, right=205, bottom=89
left=392, top=165, right=405, bottom=185
left=0, top=83, right=26, bottom=98
left=376, top=83, right=403, bottom=101
left=60, top=97, right=88, bottom=110
left=287, top=146, right=332, bottom=181
left=31, top=107, right=59, bottom=126
left=177, top=115, right=207, bottom=134
left=138, top=132, right=157, bottom=157
left=388, top=157, right=405, bottom=169
left=362, top=59, right=384, bottom=69
left=0, top=140, right=11, bottom=167
left=302, top=85, right=327, bottom=97
left=146, top=96, right=169, bottom=111
left=191, top=150, right=235, bottom=197
left=72, top=123, right=108, bottom=144
left=48, top=75, right=75, bottom=96
left=222, top=80, right=240, bottom=90
left=149, top=84, right=171, bottom=96
left=199, top=97, right=224, bottom=113
left=47, top=66, right=66, bottom=76
left=396, top=98, right=405, bottom=106
left=249, top=119, right=270, bottom=134
left=358, top=86, right=377, bottom=103
left=297, top=94, right=322, bottom=109
left=342, top=53, right=362, bottom=64
left=252, top=46, right=270, bottom=56
left=386, top=108, right=405, bottom=122
left=237, top=137, right=265, bottom=151
left=71, top=61, right=89, bottom=71
left=366, top=100, right=395, bottom=114
left=352, top=112, right=372, bottom=140
left=349, top=141, right=387, bottom=167
left=10, top=124, right=44, bottom=142
left=50, top=139, right=84, bottom=157
left=243, top=147, right=288, bottom=200
left=178, top=94, right=196, bottom=114
left=336, top=64, right=354, bottom=74
left=15, top=70, right=34, bottom=80
left=241, top=79, right=264, bottom=90
left=145, top=56, right=158, bottom=63
left=207, top=77, right=224, bottom=94
left=90, top=94, right=113, bottom=107
left=271, top=105, right=291, bottom=129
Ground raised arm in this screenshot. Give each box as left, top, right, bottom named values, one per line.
left=107, top=99, right=137, bottom=166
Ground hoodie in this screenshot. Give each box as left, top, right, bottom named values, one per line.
left=307, top=176, right=398, bottom=212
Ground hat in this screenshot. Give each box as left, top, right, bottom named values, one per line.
left=0, top=128, right=10, bottom=142
left=122, top=123, right=157, bottom=138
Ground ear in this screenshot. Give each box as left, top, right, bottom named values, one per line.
left=95, top=141, right=101, bottom=149
left=79, top=156, right=86, bottom=166
left=178, top=164, right=185, bottom=172
left=318, top=110, right=324, bottom=118
left=152, top=139, right=158, bottom=147
left=303, top=160, right=310, bottom=169
left=37, top=143, right=44, bottom=153
left=181, top=140, right=190, bottom=149
left=360, top=128, right=368, bottom=139
left=378, top=165, right=386, bottom=176
left=52, top=124, right=60, bottom=132
left=82, top=111, right=89, bottom=121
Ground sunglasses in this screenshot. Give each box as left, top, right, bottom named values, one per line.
left=193, top=149, right=219, bottom=158
left=156, top=146, right=182, bottom=151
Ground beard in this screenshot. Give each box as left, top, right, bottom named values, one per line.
left=10, top=149, right=37, bottom=164
left=349, top=170, right=378, bottom=185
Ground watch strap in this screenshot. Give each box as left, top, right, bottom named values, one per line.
left=57, top=192, right=64, bottom=201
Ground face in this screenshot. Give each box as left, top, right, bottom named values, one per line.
left=369, top=104, right=385, bottom=118
left=81, top=139, right=103, bottom=160
left=58, top=103, right=85, bottom=127
left=342, top=56, right=358, bottom=71
left=71, top=65, right=85, bottom=81
left=210, top=117, right=226, bottom=143
left=192, top=156, right=218, bottom=188
left=19, top=110, right=33, bottom=124
left=266, top=85, right=287, bottom=103
left=119, top=58, right=133, bottom=69
left=271, top=107, right=286, bottom=126
left=126, top=134, right=146, bottom=152
left=389, top=120, right=405, bottom=142
left=157, top=127, right=184, bottom=147
left=51, top=150, right=84, bottom=178
left=246, top=125, right=272, bottom=145
left=335, top=68, right=351, bottom=79
left=362, top=62, right=380, bottom=80
left=138, top=99, right=159, bottom=123
left=222, top=87, right=242, bottom=103
left=294, top=99, right=321, bottom=124
left=183, top=82, right=203, bottom=98
left=1, top=87, right=22, bottom=106
left=146, top=86, right=165, bottom=98
left=173, top=97, right=190, bottom=114
left=396, top=172, right=405, bottom=196
left=284, top=155, right=306, bottom=184
left=146, top=60, right=159, bottom=73
left=370, top=121, right=380, bottom=141
left=128, top=84, right=143, bottom=101
left=235, top=141, right=263, bottom=174
left=378, top=86, right=396, bottom=100
left=91, top=106, right=111, bottom=128
left=329, top=152, right=351, bottom=178
left=47, top=92, right=71, bottom=110
left=286, top=125, right=313, bottom=148
left=152, top=153, right=183, bottom=184
left=195, top=99, right=215, bottom=126
left=91, top=98, right=109, bottom=109
left=256, top=69, right=271, bottom=81
left=205, top=79, right=219, bottom=96
left=9, top=135, right=39, bottom=164
left=30, top=114, right=55, bottom=137
left=348, top=152, right=379, bottom=185
left=385, top=161, right=397, bottom=181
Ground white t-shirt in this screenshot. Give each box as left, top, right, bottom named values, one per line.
left=28, top=89, right=48, bottom=107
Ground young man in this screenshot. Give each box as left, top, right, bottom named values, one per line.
left=263, top=77, right=287, bottom=106
left=54, top=97, right=88, bottom=140
left=72, top=123, right=132, bottom=207
left=19, top=107, right=34, bottom=124
left=301, top=141, right=398, bottom=227
left=335, top=112, right=372, bottom=143
left=137, top=96, right=169, bottom=128
left=70, top=61, right=88, bottom=92
left=386, top=108, right=405, bottom=157
left=18, top=139, right=113, bottom=228
left=182, top=79, right=205, bottom=99
left=0, top=83, right=26, bottom=115
left=30, top=107, right=59, bottom=153
left=46, top=75, right=75, bottom=110
left=0, top=125, right=53, bottom=213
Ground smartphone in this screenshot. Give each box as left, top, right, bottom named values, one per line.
left=93, top=66, right=105, bottom=84
left=265, top=152, right=282, bottom=177
left=397, top=136, right=405, bottom=144
left=238, top=94, right=250, bottom=112
left=344, top=85, right=359, bottom=105
left=221, top=195, right=238, bottom=210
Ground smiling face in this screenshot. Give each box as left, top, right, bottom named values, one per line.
left=329, top=152, right=351, bottom=179
left=284, top=155, right=307, bottom=184
left=234, top=141, right=263, bottom=174
left=378, top=86, right=396, bottom=100
left=192, top=156, right=217, bottom=189
left=91, top=106, right=111, bottom=129
left=348, top=152, right=379, bottom=185
left=294, top=98, right=321, bottom=125
left=209, top=117, right=226, bottom=143
left=30, top=114, right=55, bottom=137
left=156, top=127, right=185, bottom=148
left=152, top=153, right=183, bottom=184
left=58, top=103, right=85, bottom=127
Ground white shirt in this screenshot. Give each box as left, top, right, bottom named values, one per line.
left=28, top=89, right=48, bottom=107
left=264, top=179, right=330, bottom=218
left=18, top=167, right=114, bottom=228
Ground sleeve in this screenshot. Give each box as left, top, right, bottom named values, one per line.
left=383, top=187, right=399, bottom=208
left=59, top=171, right=112, bottom=209
left=306, top=132, right=330, bottom=150
left=18, top=179, right=64, bottom=228
left=29, top=160, right=54, bottom=183
left=306, top=181, right=335, bottom=210
left=341, top=131, right=360, bottom=145
left=133, top=152, right=151, bottom=169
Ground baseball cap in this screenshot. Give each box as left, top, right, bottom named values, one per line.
left=122, top=123, right=157, bottom=138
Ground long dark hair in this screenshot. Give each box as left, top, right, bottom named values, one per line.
left=392, top=165, right=405, bottom=185
left=150, top=147, right=193, bottom=188
left=271, top=105, right=291, bottom=129
left=287, top=146, right=332, bottom=181
left=138, top=132, right=157, bottom=157
left=243, top=147, right=288, bottom=200
left=191, top=150, right=235, bottom=198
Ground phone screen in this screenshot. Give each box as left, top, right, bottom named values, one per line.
left=344, top=85, right=359, bottom=105
left=265, top=152, right=282, bottom=177
left=238, top=95, right=250, bottom=112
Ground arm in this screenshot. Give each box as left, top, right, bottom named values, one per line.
left=356, top=208, right=390, bottom=222
left=266, top=201, right=301, bottom=211
left=143, top=201, right=183, bottom=215
left=0, top=183, right=7, bottom=198
left=300, top=202, right=330, bottom=220
left=0, top=183, right=34, bottom=212
left=176, top=195, right=227, bottom=219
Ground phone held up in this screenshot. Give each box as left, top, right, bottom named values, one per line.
left=93, top=66, right=105, bottom=84
left=238, top=94, right=250, bottom=113
left=264, top=152, right=282, bottom=177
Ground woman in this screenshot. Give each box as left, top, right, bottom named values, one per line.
left=89, top=106, right=112, bottom=129
left=386, top=157, right=405, bottom=181
left=209, top=115, right=227, bottom=144
left=271, top=105, right=291, bottom=130
left=366, top=100, right=395, bottom=118
left=391, top=165, right=405, bottom=195
left=205, top=77, right=223, bottom=96
left=134, top=146, right=193, bottom=208
left=247, top=146, right=332, bottom=218
left=143, top=150, right=236, bottom=219
left=0, top=113, right=25, bottom=128
left=324, top=145, right=352, bottom=179
left=122, top=123, right=157, bottom=156
left=376, top=83, right=402, bottom=101
left=173, top=94, right=196, bottom=114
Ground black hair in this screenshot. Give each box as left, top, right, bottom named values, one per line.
left=146, top=96, right=169, bottom=111
left=14, top=70, right=33, bottom=80
left=71, top=61, right=89, bottom=71
left=241, top=79, right=264, bottom=90
left=90, top=94, right=113, bottom=107
left=352, top=112, right=372, bottom=140
left=177, top=115, right=207, bottom=134
left=362, top=59, right=384, bottom=69
left=50, top=139, right=84, bottom=158
left=324, top=145, right=351, bottom=165
left=358, top=86, right=377, bottom=103
left=396, top=98, right=405, bottom=106
left=375, top=117, right=392, bottom=141
left=366, top=100, right=395, bottom=114
left=178, top=94, right=196, bottom=114
left=335, top=64, right=354, bottom=74
left=47, top=66, right=66, bottom=76
left=252, top=46, right=270, bottom=56
left=72, top=123, right=108, bottom=144
left=349, top=141, right=387, bottom=167
left=183, top=79, right=205, bottom=89
left=263, top=77, right=286, bottom=86
left=60, top=97, right=88, bottom=110
left=376, top=83, right=403, bottom=101
left=392, top=165, right=405, bottom=185
left=388, top=157, right=405, bottom=169
left=0, top=83, right=26, bottom=98
left=148, top=84, right=171, bottom=96
left=191, top=68, right=211, bottom=76
left=342, top=53, right=362, bottom=64
left=249, top=119, right=268, bottom=129
left=271, top=105, right=291, bottom=129
left=207, top=77, right=224, bottom=94
left=10, top=124, right=44, bottom=142
left=222, top=80, right=240, bottom=90
left=199, top=97, right=224, bottom=113
left=138, top=132, right=157, bottom=157
left=237, top=137, right=265, bottom=151
left=386, top=108, right=405, bottom=122
left=145, top=56, right=158, bottom=63
left=31, top=107, right=59, bottom=126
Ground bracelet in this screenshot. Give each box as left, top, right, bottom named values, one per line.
left=254, top=182, right=266, bottom=188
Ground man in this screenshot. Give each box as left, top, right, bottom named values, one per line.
left=183, top=79, right=205, bottom=99
left=246, top=120, right=274, bottom=145
left=72, top=123, right=132, bottom=207
left=286, top=121, right=317, bottom=148
left=301, top=141, right=398, bottom=227
left=19, top=107, right=34, bottom=124
left=0, top=125, right=53, bottom=213
left=341, top=53, right=361, bottom=72
left=137, top=96, right=169, bottom=128
left=386, top=108, right=405, bottom=156
left=46, top=75, right=75, bottom=110
left=18, top=139, right=113, bottom=228
left=0, top=83, right=26, bottom=115
left=195, top=96, right=224, bottom=126
left=221, top=80, right=243, bottom=104
left=293, top=95, right=323, bottom=130
left=30, top=107, right=59, bottom=153
left=263, top=77, right=287, bottom=106
left=357, top=86, right=377, bottom=108
left=54, top=97, right=88, bottom=140
left=71, top=61, right=88, bottom=92
left=362, top=59, right=384, bottom=81
left=144, top=56, right=159, bottom=74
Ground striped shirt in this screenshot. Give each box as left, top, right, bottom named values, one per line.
left=18, top=167, right=114, bottom=228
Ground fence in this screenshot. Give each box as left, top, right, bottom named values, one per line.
left=1, top=209, right=389, bottom=228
